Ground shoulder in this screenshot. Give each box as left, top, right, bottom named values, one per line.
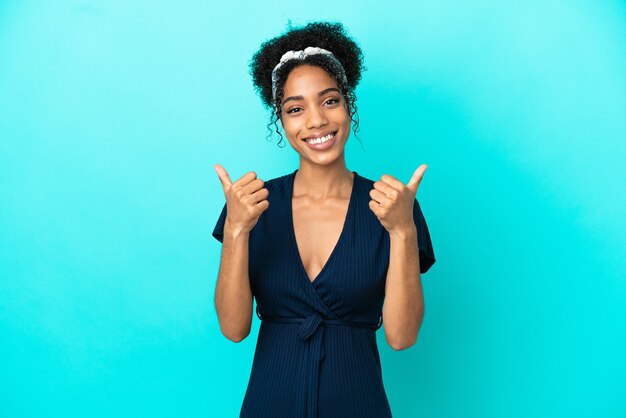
left=258, top=171, right=294, bottom=207
left=261, top=171, right=292, bottom=192
left=354, top=171, right=375, bottom=191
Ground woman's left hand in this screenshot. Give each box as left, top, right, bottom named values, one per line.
left=368, top=164, right=427, bottom=235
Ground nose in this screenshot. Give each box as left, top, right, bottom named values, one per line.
left=305, top=105, right=328, bottom=129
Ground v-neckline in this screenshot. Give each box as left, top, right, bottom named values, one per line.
left=288, top=168, right=358, bottom=286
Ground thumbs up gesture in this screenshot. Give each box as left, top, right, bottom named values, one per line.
left=214, top=164, right=270, bottom=235
left=368, top=165, right=427, bottom=235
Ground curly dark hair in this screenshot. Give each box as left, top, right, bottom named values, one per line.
left=248, top=20, right=367, bottom=148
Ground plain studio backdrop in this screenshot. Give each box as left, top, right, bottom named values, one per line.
left=1, top=1, right=625, bottom=417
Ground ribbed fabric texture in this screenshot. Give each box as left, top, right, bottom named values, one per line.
left=212, top=168, right=436, bottom=418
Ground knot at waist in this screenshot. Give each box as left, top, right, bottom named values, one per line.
left=256, top=308, right=382, bottom=341
left=255, top=307, right=382, bottom=418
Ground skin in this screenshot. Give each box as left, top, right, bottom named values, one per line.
left=214, top=64, right=428, bottom=350
left=213, top=167, right=266, bottom=342
left=279, top=65, right=356, bottom=286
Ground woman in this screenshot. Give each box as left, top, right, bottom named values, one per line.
left=212, top=21, right=436, bottom=418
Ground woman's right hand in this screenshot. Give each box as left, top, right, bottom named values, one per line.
left=214, top=164, right=270, bottom=234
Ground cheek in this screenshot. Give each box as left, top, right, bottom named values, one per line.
left=283, top=122, right=296, bottom=137
left=340, top=111, right=352, bottom=130
left=282, top=123, right=301, bottom=144
left=284, top=117, right=305, bottom=133
left=334, top=106, right=351, bottom=123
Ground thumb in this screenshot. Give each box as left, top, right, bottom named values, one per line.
left=406, top=164, right=427, bottom=195
left=214, top=164, right=233, bottom=194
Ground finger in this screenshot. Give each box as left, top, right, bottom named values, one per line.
left=380, top=174, right=405, bottom=192
left=253, top=199, right=270, bottom=217
left=369, top=188, right=392, bottom=207
left=407, top=164, right=427, bottom=195
left=248, top=186, right=270, bottom=205
left=214, top=164, right=233, bottom=192
left=234, top=171, right=258, bottom=188
left=368, top=199, right=383, bottom=218
left=372, top=179, right=397, bottom=197
left=240, top=178, right=265, bottom=197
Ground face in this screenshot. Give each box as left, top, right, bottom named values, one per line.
left=279, top=64, right=351, bottom=165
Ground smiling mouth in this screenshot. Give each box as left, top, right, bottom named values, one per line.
left=302, top=131, right=338, bottom=143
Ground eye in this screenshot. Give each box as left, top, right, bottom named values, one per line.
left=286, top=98, right=340, bottom=115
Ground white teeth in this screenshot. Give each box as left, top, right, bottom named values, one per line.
left=306, top=133, right=335, bottom=144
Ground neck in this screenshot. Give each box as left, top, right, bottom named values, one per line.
left=294, top=160, right=354, bottom=199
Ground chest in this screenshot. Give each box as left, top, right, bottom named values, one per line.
left=292, top=195, right=350, bottom=283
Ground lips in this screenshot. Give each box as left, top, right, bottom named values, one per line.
left=302, top=130, right=337, bottom=141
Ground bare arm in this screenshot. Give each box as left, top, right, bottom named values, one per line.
left=382, top=226, right=424, bottom=351
left=212, top=166, right=269, bottom=343
left=214, top=219, right=253, bottom=342
left=369, top=165, right=430, bottom=351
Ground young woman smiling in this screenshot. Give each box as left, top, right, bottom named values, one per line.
left=212, top=20, right=436, bottom=418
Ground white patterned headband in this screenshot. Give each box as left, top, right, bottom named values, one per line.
left=271, top=46, right=348, bottom=109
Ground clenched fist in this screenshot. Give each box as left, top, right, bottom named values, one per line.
left=214, top=164, right=270, bottom=235
left=368, top=164, right=427, bottom=235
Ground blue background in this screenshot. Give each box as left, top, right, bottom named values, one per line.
left=1, top=1, right=625, bottom=417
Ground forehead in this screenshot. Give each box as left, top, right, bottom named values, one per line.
left=283, top=64, right=338, bottom=95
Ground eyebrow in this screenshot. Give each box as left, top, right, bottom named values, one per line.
left=282, top=87, right=340, bottom=105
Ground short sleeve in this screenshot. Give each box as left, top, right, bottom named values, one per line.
left=212, top=202, right=227, bottom=244
left=413, top=197, right=436, bottom=274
